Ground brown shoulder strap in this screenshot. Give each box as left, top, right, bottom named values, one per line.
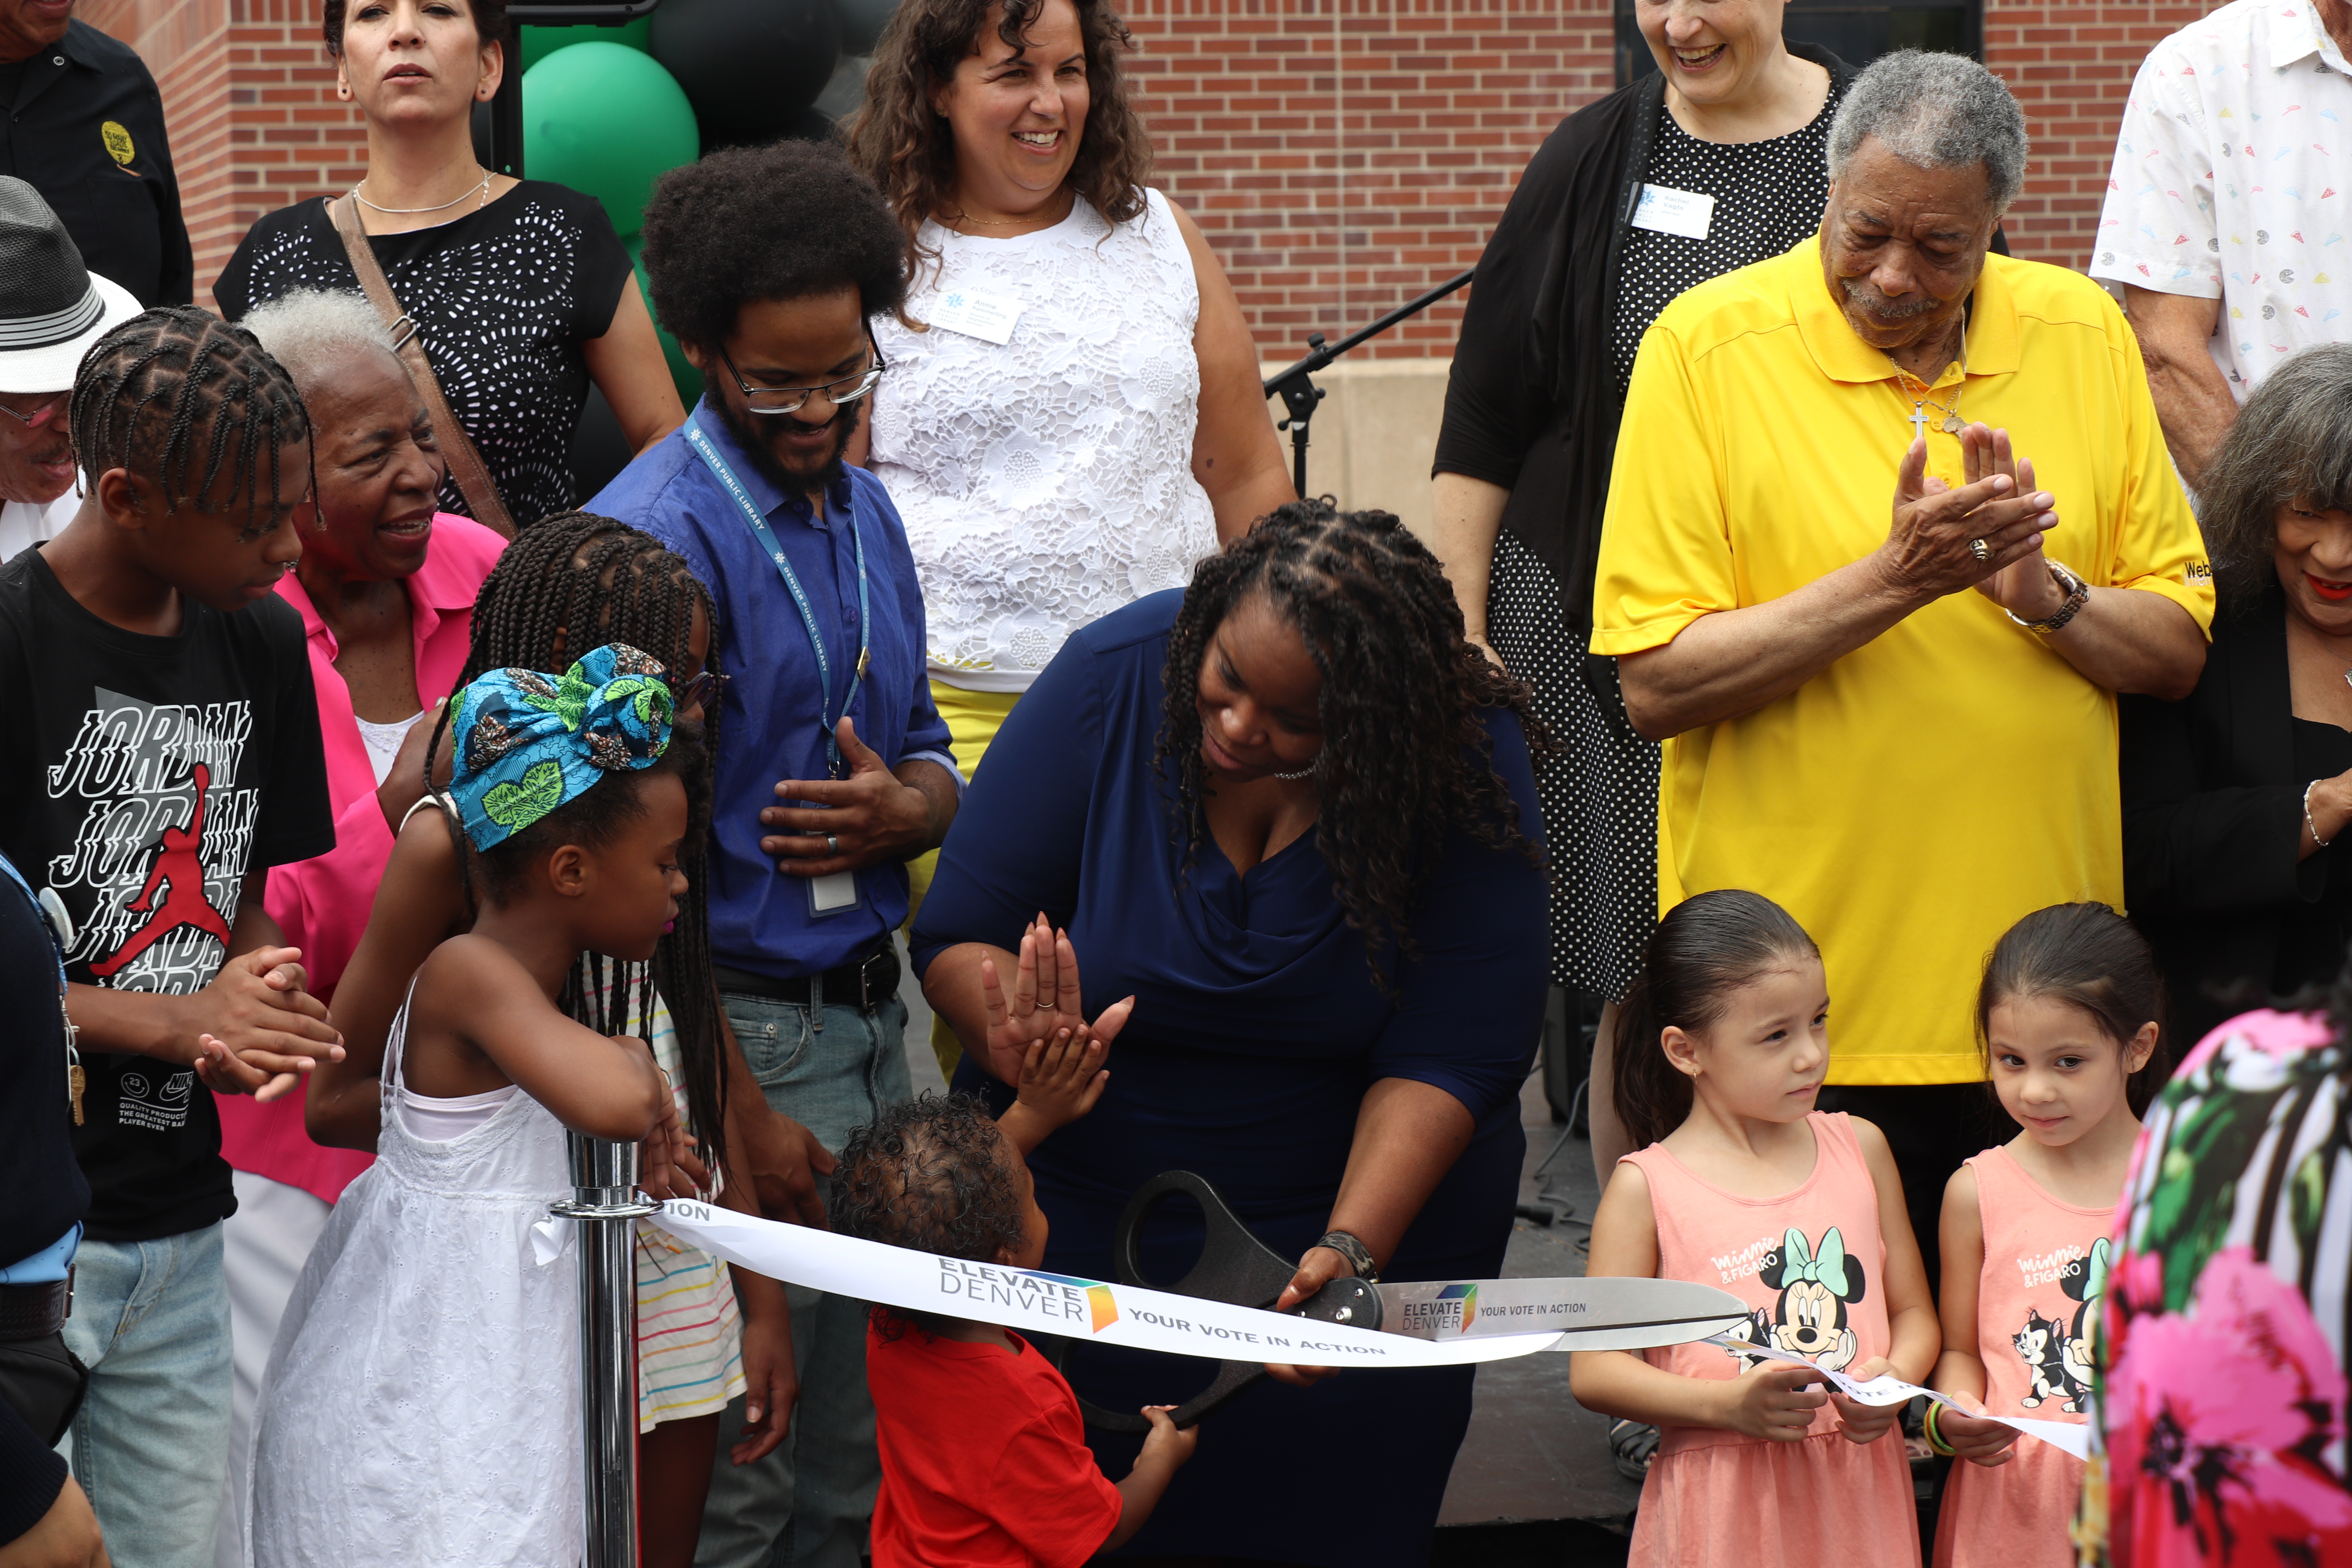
left=328, top=194, right=518, bottom=539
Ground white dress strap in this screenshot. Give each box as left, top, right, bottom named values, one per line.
left=379, top=978, right=419, bottom=1127
left=397, top=788, right=456, bottom=834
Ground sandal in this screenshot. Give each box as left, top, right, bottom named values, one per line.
left=1610, top=1417, right=1661, bottom=1483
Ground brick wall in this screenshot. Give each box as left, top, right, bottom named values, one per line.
left=1984, top=0, right=2228, bottom=272
left=76, top=0, right=2231, bottom=350
left=79, top=0, right=360, bottom=304
left=1124, top=0, right=1613, bottom=361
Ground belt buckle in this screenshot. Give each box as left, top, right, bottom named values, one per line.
left=857, top=948, right=884, bottom=1011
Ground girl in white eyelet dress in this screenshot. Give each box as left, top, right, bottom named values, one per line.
left=246, top=987, right=584, bottom=1566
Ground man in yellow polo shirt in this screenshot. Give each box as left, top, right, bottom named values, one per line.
left=1591, top=51, right=2211, bottom=1278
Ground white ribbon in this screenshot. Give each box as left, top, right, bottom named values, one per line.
left=1706, top=1332, right=2091, bottom=1460
left=648, top=1199, right=1574, bottom=1368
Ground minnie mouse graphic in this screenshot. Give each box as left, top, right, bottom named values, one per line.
left=1718, top=1226, right=1867, bottom=1374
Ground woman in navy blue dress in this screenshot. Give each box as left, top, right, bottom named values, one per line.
left=911, top=502, right=1552, bottom=1566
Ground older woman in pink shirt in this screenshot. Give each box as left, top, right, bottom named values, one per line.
left=211, top=289, right=504, bottom=1568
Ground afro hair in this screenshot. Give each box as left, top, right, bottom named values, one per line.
left=829, top=1092, right=1032, bottom=1337
left=639, top=139, right=909, bottom=352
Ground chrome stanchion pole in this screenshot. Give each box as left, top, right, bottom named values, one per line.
left=552, top=1132, right=654, bottom=1568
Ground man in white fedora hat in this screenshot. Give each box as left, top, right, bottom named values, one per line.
left=0, top=175, right=138, bottom=561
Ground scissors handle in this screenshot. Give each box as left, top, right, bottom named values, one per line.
left=1054, top=1171, right=1383, bottom=1432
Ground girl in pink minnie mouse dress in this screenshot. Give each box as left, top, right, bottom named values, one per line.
left=1929, top=906, right=2167, bottom=1568
left=1571, top=892, right=1937, bottom=1568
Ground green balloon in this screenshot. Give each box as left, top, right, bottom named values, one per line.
left=628, top=236, right=704, bottom=409
left=517, top=16, right=650, bottom=73
left=523, top=42, right=697, bottom=238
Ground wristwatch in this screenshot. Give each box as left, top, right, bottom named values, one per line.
left=1312, top=1230, right=1379, bottom=1284
left=2006, top=558, right=2090, bottom=633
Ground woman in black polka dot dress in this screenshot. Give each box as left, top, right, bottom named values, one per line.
left=213, top=0, right=682, bottom=530
left=1430, top=10, right=1854, bottom=1176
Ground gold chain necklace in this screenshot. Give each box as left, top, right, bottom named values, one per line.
left=945, top=187, right=1074, bottom=230
left=1889, top=311, right=1971, bottom=439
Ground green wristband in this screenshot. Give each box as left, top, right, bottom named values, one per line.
left=1922, top=1399, right=1958, bottom=1457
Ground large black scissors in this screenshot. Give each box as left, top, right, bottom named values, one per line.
left=1047, top=1170, right=1380, bottom=1432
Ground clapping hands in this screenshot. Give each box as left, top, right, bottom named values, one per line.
left=191, top=946, right=344, bottom=1102
left=978, top=914, right=1134, bottom=1087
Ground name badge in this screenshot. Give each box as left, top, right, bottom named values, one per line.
left=925, top=289, right=1022, bottom=345
left=807, top=869, right=862, bottom=919
left=1631, top=184, right=1715, bottom=241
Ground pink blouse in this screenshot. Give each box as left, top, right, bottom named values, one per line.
left=217, top=512, right=506, bottom=1203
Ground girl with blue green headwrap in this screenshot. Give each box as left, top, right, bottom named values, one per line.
left=245, top=644, right=697, bottom=1568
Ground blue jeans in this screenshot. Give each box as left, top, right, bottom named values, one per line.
left=697, top=992, right=911, bottom=1568
left=58, top=1223, right=231, bottom=1568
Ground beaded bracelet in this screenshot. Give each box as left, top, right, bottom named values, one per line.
left=1922, top=1399, right=1958, bottom=1458
left=2308, top=780, right=2334, bottom=849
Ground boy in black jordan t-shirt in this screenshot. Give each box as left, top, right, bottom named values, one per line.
left=0, top=305, right=337, bottom=1563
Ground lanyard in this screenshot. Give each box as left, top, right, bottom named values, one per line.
left=683, top=415, right=872, bottom=777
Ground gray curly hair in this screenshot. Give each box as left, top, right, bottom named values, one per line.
left=238, top=287, right=395, bottom=389
left=1827, top=51, right=2028, bottom=215
left=2197, top=343, right=2352, bottom=599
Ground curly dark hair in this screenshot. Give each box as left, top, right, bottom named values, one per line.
left=420, top=512, right=729, bottom=1176
left=845, top=0, right=1152, bottom=268
left=1154, top=500, right=1557, bottom=991
left=640, top=140, right=909, bottom=352
left=71, top=305, right=311, bottom=527
left=830, top=1092, right=1030, bottom=1338
left=2193, top=343, right=2352, bottom=604
left=323, top=0, right=508, bottom=61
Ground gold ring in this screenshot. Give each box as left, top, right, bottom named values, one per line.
left=1969, top=537, right=1990, bottom=563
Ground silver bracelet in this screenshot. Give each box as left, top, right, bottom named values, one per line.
left=2308, top=780, right=2333, bottom=848
left=2006, top=559, right=2091, bottom=633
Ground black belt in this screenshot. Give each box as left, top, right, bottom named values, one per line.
left=0, top=1277, right=71, bottom=1342
left=716, top=941, right=901, bottom=1013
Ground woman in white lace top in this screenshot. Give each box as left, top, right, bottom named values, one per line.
left=848, top=0, right=1291, bottom=1075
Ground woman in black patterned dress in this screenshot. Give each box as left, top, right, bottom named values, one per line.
left=1430, top=0, right=1853, bottom=1182
left=214, top=0, right=682, bottom=530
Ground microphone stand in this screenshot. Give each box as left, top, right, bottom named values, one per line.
left=1260, top=268, right=1474, bottom=500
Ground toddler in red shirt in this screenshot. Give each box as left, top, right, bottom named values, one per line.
left=831, top=1029, right=1198, bottom=1568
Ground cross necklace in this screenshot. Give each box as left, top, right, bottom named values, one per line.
left=1893, top=306, right=1971, bottom=439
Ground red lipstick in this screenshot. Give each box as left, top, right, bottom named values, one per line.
left=2310, top=573, right=2352, bottom=602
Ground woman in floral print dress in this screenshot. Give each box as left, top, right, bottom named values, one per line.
left=2079, top=1002, right=2352, bottom=1564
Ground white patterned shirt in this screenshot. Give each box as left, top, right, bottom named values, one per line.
left=2089, top=0, right=2352, bottom=398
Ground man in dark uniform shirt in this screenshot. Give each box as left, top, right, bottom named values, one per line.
left=0, top=0, right=191, bottom=307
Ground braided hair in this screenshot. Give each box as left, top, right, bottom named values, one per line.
left=1153, top=500, right=1557, bottom=991
left=424, top=511, right=731, bottom=1175
left=69, top=305, right=311, bottom=528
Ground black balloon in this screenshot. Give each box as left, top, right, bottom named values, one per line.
left=833, top=0, right=897, bottom=56
left=651, top=0, right=842, bottom=136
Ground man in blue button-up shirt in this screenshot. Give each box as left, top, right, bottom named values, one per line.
left=590, top=140, right=959, bottom=1568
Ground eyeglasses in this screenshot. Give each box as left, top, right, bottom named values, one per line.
left=0, top=391, right=68, bottom=430
left=677, top=670, right=726, bottom=715
left=716, top=338, right=887, bottom=417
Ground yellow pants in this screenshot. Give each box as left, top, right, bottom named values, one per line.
left=903, top=680, right=1021, bottom=1084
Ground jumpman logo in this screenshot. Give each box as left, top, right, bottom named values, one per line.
left=87, top=761, right=234, bottom=980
